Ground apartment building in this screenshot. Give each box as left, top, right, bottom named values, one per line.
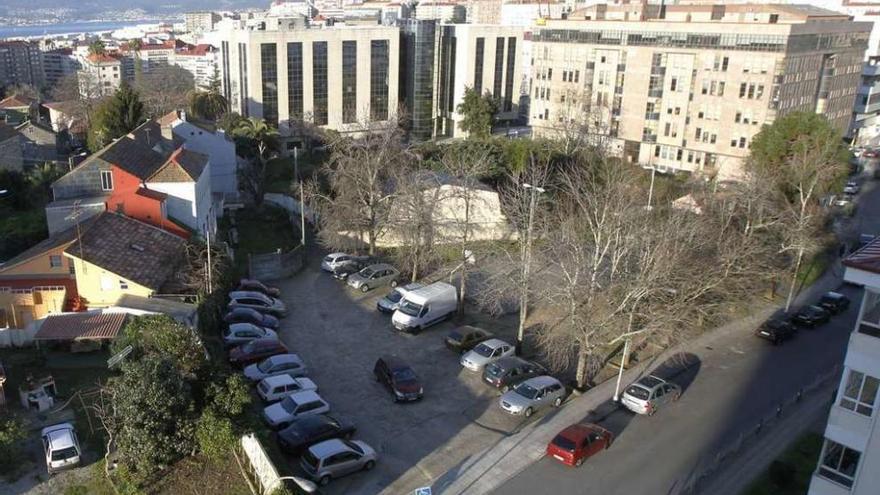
left=415, top=2, right=468, bottom=23
left=808, top=239, right=880, bottom=495
left=41, top=48, right=80, bottom=88
left=217, top=16, right=400, bottom=149
left=0, top=41, right=45, bottom=90
left=172, top=44, right=218, bottom=89
left=185, top=11, right=222, bottom=34
left=78, top=53, right=123, bottom=98
left=528, top=3, right=870, bottom=179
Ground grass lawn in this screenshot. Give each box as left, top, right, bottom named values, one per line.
left=231, top=205, right=299, bottom=270
left=742, top=432, right=823, bottom=495
left=265, top=151, right=327, bottom=194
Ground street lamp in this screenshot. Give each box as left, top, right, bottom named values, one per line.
left=516, top=182, right=545, bottom=355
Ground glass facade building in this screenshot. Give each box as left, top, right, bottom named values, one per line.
left=286, top=42, right=303, bottom=119
left=312, top=41, right=328, bottom=126
left=342, top=40, right=357, bottom=123
left=260, top=43, right=278, bottom=125
left=370, top=40, right=390, bottom=122
left=399, top=20, right=437, bottom=141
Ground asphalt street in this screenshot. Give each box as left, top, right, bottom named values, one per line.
left=493, top=171, right=880, bottom=495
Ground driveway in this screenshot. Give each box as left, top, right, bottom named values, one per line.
left=272, top=260, right=559, bottom=494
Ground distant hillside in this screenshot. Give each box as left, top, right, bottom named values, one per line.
left=0, top=0, right=267, bottom=18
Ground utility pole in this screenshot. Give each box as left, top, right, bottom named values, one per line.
left=293, top=146, right=299, bottom=182
left=299, top=180, right=306, bottom=246
left=516, top=183, right=544, bottom=355
left=613, top=338, right=630, bottom=402
left=646, top=164, right=656, bottom=209
left=205, top=213, right=213, bottom=295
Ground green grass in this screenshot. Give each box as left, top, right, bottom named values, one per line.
left=742, top=432, right=823, bottom=495
left=265, top=151, right=327, bottom=194
left=229, top=205, right=299, bottom=274
left=795, top=251, right=831, bottom=292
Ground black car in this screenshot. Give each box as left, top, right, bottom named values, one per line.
left=756, top=318, right=797, bottom=345
left=374, top=356, right=423, bottom=402
left=445, top=326, right=494, bottom=354
left=792, top=305, right=830, bottom=328
left=277, top=415, right=356, bottom=455
left=482, top=356, right=546, bottom=392
left=237, top=278, right=281, bottom=298
left=818, top=291, right=850, bottom=314
left=223, top=307, right=280, bottom=330
left=332, top=262, right=365, bottom=281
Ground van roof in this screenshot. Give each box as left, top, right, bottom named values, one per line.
left=404, top=282, right=457, bottom=305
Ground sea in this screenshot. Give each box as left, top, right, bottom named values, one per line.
left=0, top=19, right=177, bottom=39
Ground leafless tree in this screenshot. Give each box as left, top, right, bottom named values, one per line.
left=389, top=170, right=445, bottom=282
left=49, top=73, right=105, bottom=131
left=135, top=65, right=195, bottom=117
left=544, top=90, right=613, bottom=159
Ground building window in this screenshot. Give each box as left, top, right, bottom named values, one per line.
left=670, top=77, right=678, bottom=91
left=100, top=170, right=113, bottom=191
left=370, top=40, right=389, bottom=121
left=504, top=37, right=517, bottom=112
left=474, top=37, right=484, bottom=94
left=260, top=43, right=278, bottom=125
left=818, top=440, right=860, bottom=488
left=286, top=42, right=303, bottom=119
left=119, top=279, right=129, bottom=290
left=342, top=41, right=357, bottom=124
left=493, top=37, right=505, bottom=98
left=312, top=41, right=328, bottom=126
left=840, top=370, right=879, bottom=416
left=69, top=259, right=75, bottom=275
left=49, top=255, right=62, bottom=268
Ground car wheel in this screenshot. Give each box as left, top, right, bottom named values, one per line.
left=364, top=460, right=376, bottom=471
left=524, top=407, right=533, bottom=418
left=319, top=475, right=331, bottom=486
left=553, top=397, right=563, bottom=407
left=673, top=392, right=681, bottom=402
left=361, top=284, right=370, bottom=293
left=575, top=457, right=584, bottom=467
left=390, top=280, right=398, bottom=288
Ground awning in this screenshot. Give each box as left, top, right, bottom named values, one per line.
left=33, top=312, right=126, bottom=341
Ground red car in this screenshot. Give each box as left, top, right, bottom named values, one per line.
left=228, top=338, right=288, bottom=366
left=546, top=423, right=613, bottom=467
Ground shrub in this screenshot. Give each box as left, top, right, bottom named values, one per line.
left=196, top=410, right=237, bottom=463
left=0, top=417, right=27, bottom=475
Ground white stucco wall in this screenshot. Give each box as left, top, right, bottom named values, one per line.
left=173, top=120, right=239, bottom=197
left=147, top=161, right=212, bottom=235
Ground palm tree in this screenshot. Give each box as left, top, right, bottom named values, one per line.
left=188, top=90, right=228, bottom=121
left=28, top=163, right=64, bottom=200
left=234, top=117, right=279, bottom=206
left=87, top=39, right=106, bottom=56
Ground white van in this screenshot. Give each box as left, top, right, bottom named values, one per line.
left=392, top=282, right=458, bottom=333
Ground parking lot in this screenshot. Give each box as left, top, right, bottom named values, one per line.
left=270, top=256, right=558, bottom=494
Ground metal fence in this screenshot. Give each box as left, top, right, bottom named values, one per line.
left=248, top=244, right=305, bottom=282
left=679, top=365, right=841, bottom=494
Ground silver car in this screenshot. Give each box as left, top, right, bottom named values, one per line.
left=620, top=375, right=681, bottom=416
left=347, top=263, right=399, bottom=293
left=377, top=283, right=423, bottom=313
left=460, top=338, right=515, bottom=372
left=222, top=323, right=277, bottom=348
left=300, top=438, right=377, bottom=486
left=499, top=375, right=566, bottom=417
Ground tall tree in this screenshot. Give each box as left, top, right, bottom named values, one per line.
left=88, top=81, right=144, bottom=150
left=87, top=39, right=106, bottom=56
left=456, top=87, right=498, bottom=139
left=188, top=89, right=228, bottom=121
left=135, top=64, right=195, bottom=117
left=233, top=117, right=279, bottom=206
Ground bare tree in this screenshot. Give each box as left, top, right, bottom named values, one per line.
left=389, top=170, right=444, bottom=282
left=135, top=65, right=195, bottom=117
left=545, top=90, right=613, bottom=159
left=50, top=73, right=105, bottom=131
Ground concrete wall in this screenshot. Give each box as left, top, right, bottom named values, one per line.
left=65, top=256, right=152, bottom=307
left=174, top=120, right=238, bottom=196
left=0, top=136, right=24, bottom=171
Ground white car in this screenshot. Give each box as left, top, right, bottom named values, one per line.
left=41, top=423, right=81, bottom=474
left=263, top=390, right=330, bottom=429
left=222, top=323, right=277, bottom=348
left=257, top=374, right=319, bottom=402
left=243, top=354, right=308, bottom=381
left=844, top=181, right=861, bottom=195
left=321, top=253, right=358, bottom=272
left=228, top=291, right=287, bottom=317
left=460, top=338, right=515, bottom=372
left=377, top=283, right=423, bottom=314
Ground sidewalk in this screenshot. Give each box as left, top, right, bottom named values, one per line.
left=433, top=259, right=846, bottom=495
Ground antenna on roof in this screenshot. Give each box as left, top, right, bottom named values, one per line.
left=65, top=199, right=87, bottom=275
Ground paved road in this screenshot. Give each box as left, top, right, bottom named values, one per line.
left=493, top=172, right=880, bottom=495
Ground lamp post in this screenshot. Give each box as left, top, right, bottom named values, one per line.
left=516, top=182, right=545, bottom=355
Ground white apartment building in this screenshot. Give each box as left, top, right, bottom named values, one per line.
left=808, top=239, right=880, bottom=495
left=415, top=2, right=468, bottom=23
left=172, top=45, right=219, bottom=89
left=78, top=53, right=122, bottom=98
left=185, top=11, right=222, bottom=34
left=528, top=2, right=869, bottom=179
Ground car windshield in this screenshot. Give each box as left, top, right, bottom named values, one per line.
left=485, top=363, right=503, bottom=377
left=360, top=268, right=375, bottom=278
left=281, top=396, right=299, bottom=413
left=257, top=359, right=274, bottom=372
left=473, top=343, right=494, bottom=357
left=552, top=434, right=577, bottom=452
left=385, top=291, right=403, bottom=303
left=323, top=256, right=334, bottom=262
left=625, top=385, right=650, bottom=400
left=344, top=440, right=363, bottom=455
left=51, top=446, right=78, bottom=461
left=302, top=449, right=320, bottom=470
left=515, top=383, right=540, bottom=399
left=398, top=301, right=422, bottom=317
left=393, top=368, right=416, bottom=381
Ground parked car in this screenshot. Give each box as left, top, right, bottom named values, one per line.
left=331, top=262, right=365, bottom=282
left=483, top=356, right=546, bottom=392
left=818, top=291, right=850, bottom=314
left=41, top=423, right=81, bottom=474
left=755, top=318, right=797, bottom=345
left=223, top=307, right=280, bottom=330
left=228, top=338, right=289, bottom=367
left=237, top=278, right=281, bottom=298
left=833, top=194, right=854, bottom=207
left=347, top=263, right=399, bottom=293
left=792, top=305, right=831, bottom=328
left=844, top=181, right=861, bottom=195
left=244, top=353, right=308, bottom=381
left=620, top=375, right=682, bottom=416
left=499, top=375, right=566, bottom=417
left=546, top=423, right=613, bottom=467
left=373, top=356, right=423, bottom=402
left=376, top=283, right=423, bottom=314
left=222, top=323, right=277, bottom=348
left=392, top=282, right=458, bottom=333
left=300, top=438, right=377, bottom=486
left=445, top=325, right=494, bottom=354
left=257, top=374, right=318, bottom=402
left=460, top=338, right=515, bottom=372
left=277, top=415, right=356, bottom=455
left=321, top=253, right=365, bottom=272
left=263, top=390, right=330, bottom=429
left=228, top=291, right=287, bottom=317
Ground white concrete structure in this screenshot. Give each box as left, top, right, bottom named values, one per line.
left=78, top=54, right=122, bottom=98
left=145, top=148, right=214, bottom=236
left=809, top=239, right=880, bottom=495
left=160, top=111, right=239, bottom=199
left=415, top=2, right=467, bottom=22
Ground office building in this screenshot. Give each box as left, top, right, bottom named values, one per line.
left=808, top=239, right=880, bottom=495
left=528, top=2, right=869, bottom=179
left=41, top=48, right=80, bottom=88
left=217, top=17, right=400, bottom=149
left=415, top=2, right=468, bottom=23
left=0, top=41, right=45, bottom=91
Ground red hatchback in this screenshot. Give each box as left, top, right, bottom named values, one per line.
left=228, top=338, right=288, bottom=366
left=546, top=423, right=613, bottom=467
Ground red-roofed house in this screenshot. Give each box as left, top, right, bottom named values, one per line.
left=79, top=53, right=122, bottom=97
left=0, top=95, right=38, bottom=125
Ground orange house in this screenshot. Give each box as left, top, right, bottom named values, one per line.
left=105, top=164, right=190, bottom=238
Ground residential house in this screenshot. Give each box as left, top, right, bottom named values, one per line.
left=43, top=101, right=86, bottom=146
left=0, top=222, right=91, bottom=328
left=63, top=212, right=186, bottom=308
left=15, top=120, right=69, bottom=166
left=79, top=53, right=122, bottom=98
left=0, top=122, right=24, bottom=171
left=0, top=94, right=38, bottom=126
left=159, top=110, right=238, bottom=200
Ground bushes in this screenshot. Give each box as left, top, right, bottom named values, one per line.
left=112, top=314, right=206, bottom=377
left=0, top=417, right=27, bottom=476
left=196, top=410, right=237, bottom=463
